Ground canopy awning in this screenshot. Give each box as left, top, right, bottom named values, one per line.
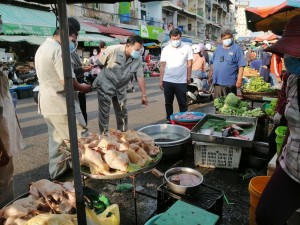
left=82, top=21, right=134, bottom=36
left=0, top=35, right=47, bottom=45
left=0, top=4, right=56, bottom=36
left=78, top=33, right=121, bottom=46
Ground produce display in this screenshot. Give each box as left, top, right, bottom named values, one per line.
left=243, top=67, right=259, bottom=77
left=263, top=98, right=278, bottom=116
left=242, top=77, right=273, bottom=92
left=62, top=129, right=161, bottom=176
left=0, top=179, right=119, bottom=225
left=214, top=93, right=265, bottom=117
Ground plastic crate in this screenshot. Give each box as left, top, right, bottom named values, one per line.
left=157, top=182, right=224, bottom=218
left=194, top=142, right=242, bottom=169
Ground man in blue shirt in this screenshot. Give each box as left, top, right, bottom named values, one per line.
left=208, top=29, right=246, bottom=98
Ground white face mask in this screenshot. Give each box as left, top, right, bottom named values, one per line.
left=171, top=39, right=181, bottom=48
left=93, top=51, right=98, bottom=56
left=222, top=38, right=232, bottom=47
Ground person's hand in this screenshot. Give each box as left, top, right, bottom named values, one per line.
left=159, top=80, right=164, bottom=90
left=82, top=65, right=92, bottom=72
left=236, top=79, right=243, bottom=88
left=273, top=112, right=282, bottom=124
left=208, top=76, right=212, bottom=85
left=141, top=95, right=148, bottom=106
left=187, top=78, right=192, bottom=84
left=79, top=83, right=92, bottom=93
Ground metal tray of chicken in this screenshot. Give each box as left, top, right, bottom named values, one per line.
left=80, top=149, right=163, bottom=180
left=190, top=114, right=258, bottom=148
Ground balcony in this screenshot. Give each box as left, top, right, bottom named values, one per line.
left=197, top=8, right=204, bottom=17
left=144, top=16, right=162, bottom=27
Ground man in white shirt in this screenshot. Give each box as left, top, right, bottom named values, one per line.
left=159, top=28, right=193, bottom=123
left=35, top=17, right=92, bottom=179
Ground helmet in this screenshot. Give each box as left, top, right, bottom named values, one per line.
left=205, top=43, right=212, bottom=51
left=191, top=44, right=200, bottom=54
left=198, top=43, right=205, bottom=53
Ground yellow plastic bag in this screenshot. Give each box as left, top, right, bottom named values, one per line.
left=85, top=207, right=102, bottom=225
left=97, top=204, right=120, bottom=225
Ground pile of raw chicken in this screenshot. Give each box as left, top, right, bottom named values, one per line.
left=63, top=129, right=161, bottom=175
left=0, top=179, right=78, bottom=225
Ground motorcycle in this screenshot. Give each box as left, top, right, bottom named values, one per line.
left=186, top=77, right=213, bottom=106
left=8, top=62, right=37, bottom=86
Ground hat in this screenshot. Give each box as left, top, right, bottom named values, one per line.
left=191, top=44, right=200, bottom=54
left=265, top=15, right=300, bottom=58
left=205, top=43, right=212, bottom=51
left=198, top=43, right=205, bottom=53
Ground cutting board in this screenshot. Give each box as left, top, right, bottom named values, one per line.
left=154, top=200, right=219, bottom=225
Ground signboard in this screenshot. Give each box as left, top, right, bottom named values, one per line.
left=140, top=25, right=164, bottom=41
left=119, top=2, right=131, bottom=23
left=3, top=24, right=55, bottom=36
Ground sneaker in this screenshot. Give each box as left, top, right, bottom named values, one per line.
left=166, top=119, right=172, bottom=124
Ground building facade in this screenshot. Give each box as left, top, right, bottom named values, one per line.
left=234, top=0, right=250, bottom=38
left=67, top=0, right=235, bottom=44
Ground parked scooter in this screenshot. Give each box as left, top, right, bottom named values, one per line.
left=186, top=78, right=213, bottom=106
left=8, top=62, right=38, bottom=86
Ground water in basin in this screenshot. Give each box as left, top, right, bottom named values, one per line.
left=149, top=132, right=186, bottom=142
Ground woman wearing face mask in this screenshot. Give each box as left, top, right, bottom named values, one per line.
left=191, top=44, right=206, bottom=92
left=89, top=48, right=101, bottom=76
left=255, top=15, right=300, bottom=225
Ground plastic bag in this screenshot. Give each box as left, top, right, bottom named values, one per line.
left=98, top=204, right=120, bottom=225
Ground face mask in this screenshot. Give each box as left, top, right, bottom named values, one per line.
left=131, top=50, right=140, bottom=59
left=222, top=38, right=232, bottom=47
left=69, top=41, right=77, bottom=53
left=171, top=40, right=181, bottom=48
left=284, top=54, right=300, bottom=76
left=93, top=51, right=98, bottom=56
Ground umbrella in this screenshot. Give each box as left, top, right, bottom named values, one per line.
left=23, top=1, right=163, bottom=225
left=254, top=32, right=278, bottom=42
left=246, top=0, right=300, bottom=34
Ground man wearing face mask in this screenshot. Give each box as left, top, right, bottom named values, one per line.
left=255, top=14, right=300, bottom=225
left=159, top=28, right=193, bottom=123
left=34, top=17, right=92, bottom=179
left=93, top=35, right=148, bottom=134
left=208, top=29, right=246, bottom=98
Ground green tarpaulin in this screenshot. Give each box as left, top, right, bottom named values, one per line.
left=78, top=33, right=121, bottom=46
left=0, top=35, right=47, bottom=45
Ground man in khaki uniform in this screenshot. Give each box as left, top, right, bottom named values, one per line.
left=0, top=66, right=24, bottom=207
left=35, top=18, right=92, bottom=179
left=93, top=35, right=148, bottom=134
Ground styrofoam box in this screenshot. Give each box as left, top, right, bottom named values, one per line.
left=193, top=141, right=242, bottom=169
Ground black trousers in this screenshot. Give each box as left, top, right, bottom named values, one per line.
left=78, top=92, right=87, bottom=124
left=163, top=81, right=187, bottom=120
left=213, top=84, right=237, bottom=99
left=256, top=164, right=300, bottom=225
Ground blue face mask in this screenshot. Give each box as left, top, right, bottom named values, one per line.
left=131, top=50, right=140, bottom=59
left=69, top=42, right=76, bottom=53
left=284, top=54, right=300, bottom=76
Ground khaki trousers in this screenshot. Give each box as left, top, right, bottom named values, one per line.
left=44, top=114, right=87, bottom=179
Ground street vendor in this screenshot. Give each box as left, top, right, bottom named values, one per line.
left=92, top=35, right=148, bottom=134
left=0, top=64, right=24, bottom=207
left=35, top=17, right=92, bottom=179
left=256, top=15, right=300, bottom=225
left=208, top=29, right=246, bottom=98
